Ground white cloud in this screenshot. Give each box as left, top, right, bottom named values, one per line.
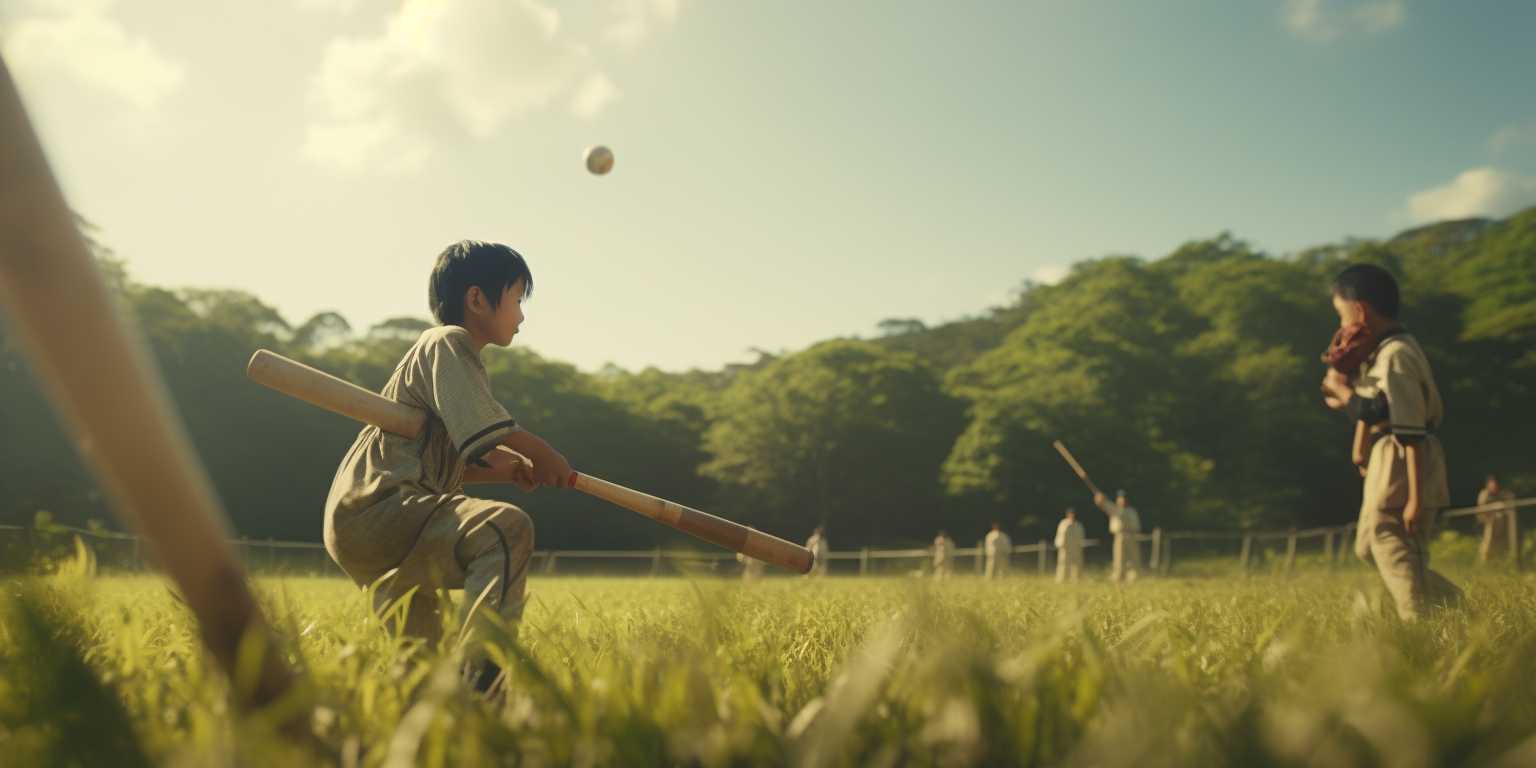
left=304, top=0, right=613, bottom=173
left=1282, top=0, right=1404, bottom=42
left=1489, top=121, right=1536, bottom=154
left=605, top=0, right=681, bottom=44
left=295, top=0, right=363, bottom=13
left=0, top=0, right=184, bottom=110
left=570, top=72, right=620, bottom=118
left=1405, top=167, right=1536, bottom=223
left=1030, top=265, right=1067, bottom=286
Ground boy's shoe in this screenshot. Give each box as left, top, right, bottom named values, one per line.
left=463, top=659, right=505, bottom=697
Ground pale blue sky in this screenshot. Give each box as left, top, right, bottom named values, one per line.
left=4, top=0, right=1535, bottom=371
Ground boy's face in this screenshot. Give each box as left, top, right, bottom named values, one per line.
left=1332, top=293, right=1367, bottom=328
left=487, top=279, right=526, bottom=346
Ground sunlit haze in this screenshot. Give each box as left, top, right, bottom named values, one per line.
left=4, top=0, right=1535, bottom=371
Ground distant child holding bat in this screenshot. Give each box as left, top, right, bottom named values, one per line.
left=1319, top=264, right=1461, bottom=621
left=325, top=240, right=572, bottom=692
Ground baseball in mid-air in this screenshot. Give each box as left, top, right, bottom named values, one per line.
left=584, top=145, right=614, bottom=175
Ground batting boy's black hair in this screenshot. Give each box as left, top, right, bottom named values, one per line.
left=428, top=240, right=533, bottom=326
left=1332, top=263, right=1400, bottom=320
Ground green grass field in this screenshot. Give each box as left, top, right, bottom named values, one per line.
left=5, top=560, right=1536, bottom=767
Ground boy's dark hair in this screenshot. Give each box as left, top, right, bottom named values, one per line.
left=1332, top=263, right=1399, bottom=319
left=428, top=240, right=533, bottom=326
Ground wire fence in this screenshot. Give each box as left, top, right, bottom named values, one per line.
left=2, top=497, right=1531, bottom=580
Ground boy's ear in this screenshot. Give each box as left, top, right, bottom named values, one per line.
left=463, top=286, right=485, bottom=315
left=1353, top=299, right=1374, bottom=322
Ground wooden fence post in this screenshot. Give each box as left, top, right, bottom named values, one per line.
left=976, top=540, right=984, bottom=574
left=1149, top=528, right=1161, bottom=571
left=1324, top=531, right=1334, bottom=572
left=1038, top=541, right=1047, bottom=576
left=1239, top=535, right=1252, bottom=575
left=859, top=547, right=869, bottom=576
left=651, top=547, right=662, bottom=577
left=544, top=552, right=558, bottom=575
left=1162, top=537, right=1172, bottom=576
left=1284, top=534, right=1298, bottom=580
left=1508, top=506, right=1522, bottom=571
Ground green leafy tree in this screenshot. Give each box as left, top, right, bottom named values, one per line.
left=700, top=340, right=965, bottom=543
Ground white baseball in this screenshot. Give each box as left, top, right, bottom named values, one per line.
left=584, top=145, right=614, bottom=175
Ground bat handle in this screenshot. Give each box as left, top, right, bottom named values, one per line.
left=569, top=470, right=581, bottom=487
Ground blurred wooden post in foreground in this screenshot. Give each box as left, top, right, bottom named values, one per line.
left=0, top=55, right=291, bottom=706
left=1239, top=535, right=1252, bottom=576
left=1508, top=508, right=1521, bottom=571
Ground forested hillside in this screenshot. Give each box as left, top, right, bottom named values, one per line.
left=3, top=213, right=1533, bottom=549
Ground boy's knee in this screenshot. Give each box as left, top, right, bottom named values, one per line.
left=467, top=504, right=534, bottom=559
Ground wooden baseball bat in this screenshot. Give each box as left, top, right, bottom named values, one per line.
left=247, top=350, right=814, bottom=574
left=0, top=56, right=292, bottom=706
left=1052, top=440, right=1103, bottom=498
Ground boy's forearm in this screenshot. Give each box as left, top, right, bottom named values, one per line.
left=1352, top=421, right=1370, bottom=467
left=503, top=429, right=562, bottom=468
left=462, top=465, right=498, bottom=484
left=1404, top=440, right=1423, bottom=506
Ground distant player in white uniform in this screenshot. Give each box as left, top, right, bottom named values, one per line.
left=1054, top=508, right=1086, bottom=583
left=806, top=527, right=830, bottom=577
left=983, top=523, right=1013, bottom=581
left=1094, top=490, right=1142, bottom=582
left=932, top=530, right=956, bottom=581
left=1477, top=475, right=1516, bottom=565
left=737, top=551, right=766, bottom=584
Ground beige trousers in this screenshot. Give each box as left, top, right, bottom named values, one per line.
left=1478, top=513, right=1508, bottom=564
left=1055, top=548, right=1083, bottom=583
left=1354, top=505, right=1461, bottom=621
left=328, top=492, right=534, bottom=646
left=1111, top=532, right=1141, bottom=582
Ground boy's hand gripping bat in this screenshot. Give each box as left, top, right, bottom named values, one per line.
left=247, top=350, right=814, bottom=574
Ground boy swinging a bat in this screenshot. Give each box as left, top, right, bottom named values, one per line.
left=325, top=240, right=570, bottom=691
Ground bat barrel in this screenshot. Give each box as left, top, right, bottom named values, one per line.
left=248, top=349, right=427, bottom=439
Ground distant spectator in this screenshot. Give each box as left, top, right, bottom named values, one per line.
left=1055, top=508, right=1086, bottom=583
left=806, top=527, right=830, bottom=577
left=1477, top=475, right=1517, bottom=565
left=984, top=523, right=1013, bottom=581
left=932, top=530, right=956, bottom=581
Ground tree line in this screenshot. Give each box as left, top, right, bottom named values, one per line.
left=2, top=212, right=1532, bottom=550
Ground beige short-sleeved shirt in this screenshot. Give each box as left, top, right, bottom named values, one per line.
left=984, top=530, right=1013, bottom=558
left=1055, top=519, right=1085, bottom=549
left=934, top=537, right=955, bottom=565
left=1097, top=500, right=1141, bottom=534
left=326, top=326, right=521, bottom=518
left=1356, top=332, right=1449, bottom=511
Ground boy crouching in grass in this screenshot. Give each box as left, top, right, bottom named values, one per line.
left=324, top=240, right=571, bottom=690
